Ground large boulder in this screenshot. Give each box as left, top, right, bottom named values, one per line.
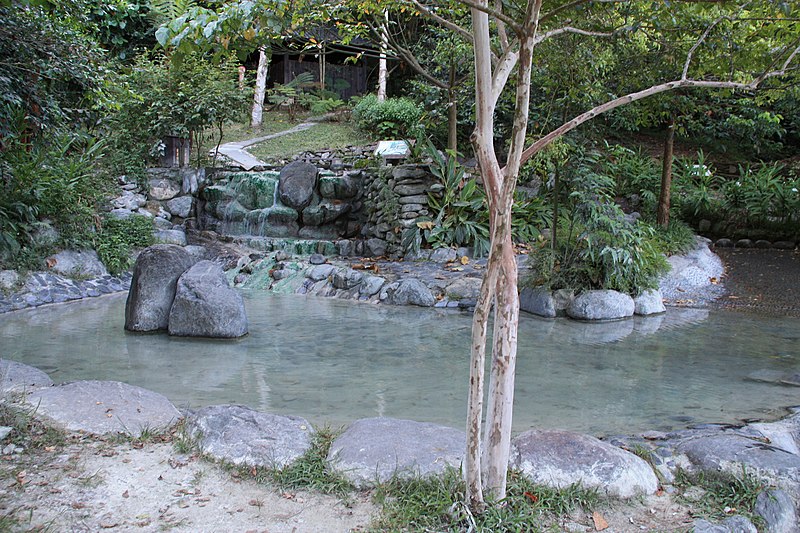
left=511, top=430, right=658, bottom=499
left=567, top=290, right=635, bottom=320
left=0, top=359, right=53, bottom=393
left=168, top=260, right=248, bottom=338
left=186, top=405, right=313, bottom=468
left=382, top=278, right=435, bottom=307
left=25, top=380, right=181, bottom=436
left=279, top=161, right=318, bottom=209
left=125, top=244, right=197, bottom=332
left=634, top=288, right=666, bottom=315
left=659, top=237, right=724, bottom=301
left=519, top=286, right=556, bottom=318
left=165, top=196, right=194, bottom=218
left=46, top=249, right=109, bottom=278
left=327, top=417, right=465, bottom=488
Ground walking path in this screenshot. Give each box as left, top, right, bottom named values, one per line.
left=215, top=121, right=319, bottom=170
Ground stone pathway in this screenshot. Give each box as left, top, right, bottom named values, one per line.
left=215, top=122, right=319, bottom=171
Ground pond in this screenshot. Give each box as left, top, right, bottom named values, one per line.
left=2, top=291, right=798, bottom=436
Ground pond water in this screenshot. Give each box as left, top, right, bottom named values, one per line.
left=2, top=291, right=799, bottom=435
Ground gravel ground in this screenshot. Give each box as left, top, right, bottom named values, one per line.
left=713, top=247, right=800, bottom=317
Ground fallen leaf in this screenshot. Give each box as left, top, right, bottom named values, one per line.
left=460, top=256, right=469, bottom=265
left=123, top=490, right=129, bottom=498
left=592, top=511, right=609, bottom=531
left=523, top=491, right=538, bottom=503
left=709, top=277, right=719, bottom=284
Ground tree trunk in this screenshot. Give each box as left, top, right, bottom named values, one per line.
left=657, top=116, right=675, bottom=227
left=251, top=46, right=269, bottom=129
left=447, top=62, right=458, bottom=153
left=377, top=11, right=389, bottom=102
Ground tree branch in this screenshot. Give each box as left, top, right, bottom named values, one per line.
left=540, top=0, right=623, bottom=22
left=533, top=26, right=617, bottom=45
left=410, top=0, right=475, bottom=43
left=454, top=0, right=523, bottom=35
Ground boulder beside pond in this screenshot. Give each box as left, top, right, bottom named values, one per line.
left=567, top=290, right=635, bottom=321
left=0, top=359, right=53, bottom=394
left=168, top=260, right=248, bottom=338
left=125, top=244, right=198, bottom=332
left=510, top=429, right=658, bottom=499
left=327, top=417, right=465, bottom=488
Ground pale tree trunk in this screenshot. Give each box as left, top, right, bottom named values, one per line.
left=657, top=116, right=675, bottom=227
left=251, top=46, right=269, bottom=129
left=447, top=63, right=458, bottom=153
left=465, top=0, right=540, bottom=508
left=377, top=10, right=389, bottom=101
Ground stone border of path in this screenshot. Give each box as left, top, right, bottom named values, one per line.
left=215, top=122, right=319, bottom=171
left=1, top=359, right=798, bottom=531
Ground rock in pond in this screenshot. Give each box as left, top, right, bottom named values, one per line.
left=567, top=290, right=635, bottom=321
left=279, top=161, right=318, bottom=210
left=381, top=278, right=435, bottom=307
left=25, top=380, right=181, bottom=436
left=510, top=430, right=658, bottom=498
left=327, top=417, right=465, bottom=488
left=125, top=244, right=198, bottom=332
left=168, top=260, right=248, bottom=338
left=186, top=405, right=313, bottom=468
left=0, top=359, right=53, bottom=393
left=634, top=289, right=666, bottom=315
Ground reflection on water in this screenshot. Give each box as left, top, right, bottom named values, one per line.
left=1, top=291, right=798, bottom=435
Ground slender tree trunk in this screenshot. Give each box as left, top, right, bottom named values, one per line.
left=657, top=116, right=675, bottom=227
left=447, top=62, right=458, bottom=153
left=251, top=46, right=269, bottom=129
left=378, top=11, right=389, bottom=102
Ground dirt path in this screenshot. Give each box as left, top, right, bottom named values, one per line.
left=713, top=247, right=800, bottom=316
left=1, top=439, right=375, bottom=532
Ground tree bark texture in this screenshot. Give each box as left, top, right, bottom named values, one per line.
left=251, top=46, right=269, bottom=128
left=657, top=116, right=675, bottom=227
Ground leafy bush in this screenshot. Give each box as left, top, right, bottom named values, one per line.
left=352, top=94, right=424, bottom=138
left=525, top=163, right=669, bottom=295
left=94, top=215, right=154, bottom=275
left=602, top=143, right=661, bottom=212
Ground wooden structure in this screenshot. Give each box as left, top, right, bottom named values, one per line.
left=159, top=135, right=191, bottom=167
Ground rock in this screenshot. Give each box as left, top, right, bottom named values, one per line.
left=445, top=277, right=482, bottom=301
left=392, top=165, right=430, bottom=181
left=108, top=208, right=134, bottom=220
left=332, top=268, right=363, bottom=290
left=46, top=249, right=109, bottom=278
left=755, top=489, right=797, bottom=533
left=736, top=239, right=754, bottom=248
left=383, top=279, right=435, bottom=307
left=319, top=176, right=359, bottom=199
left=693, top=516, right=758, bottom=533
left=660, top=237, right=725, bottom=301
left=511, top=430, right=658, bottom=498
left=715, top=238, right=734, bottom=248
left=186, top=405, right=312, bottom=468
left=567, top=290, right=635, bottom=320
left=309, top=253, right=326, bottom=265
left=634, top=289, right=666, bottom=315
left=279, top=161, right=318, bottom=209
left=0, top=270, right=19, bottom=290
left=430, top=248, right=457, bottom=263
left=0, top=426, right=11, bottom=441
left=125, top=244, right=198, bottom=332
left=153, top=229, right=187, bottom=246
left=366, top=238, right=387, bottom=257
left=773, top=241, right=797, bottom=250
left=302, top=201, right=350, bottom=226
left=327, top=417, right=465, bottom=488
left=678, top=434, right=800, bottom=494
left=168, top=261, right=248, bottom=338
left=519, top=286, right=556, bottom=318
left=153, top=217, right=172, bottom=230
left=307, top=264, right=336, bottom=282
left=113, top=191, right=147, bottom=210
left=165, top=196, right=194, bottom=218
left=359, top=275, right=385, bottom=297
left=747, top=413, right=800, bottom=456
left=148, top=178, right=181, bottom=201
left=0, top=359, right=53, bottom=393
left=755, top=239, right=773, bottom=249
left=25, top=380, right=181, bottom=436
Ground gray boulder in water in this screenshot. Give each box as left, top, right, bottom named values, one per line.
left=168, top=260, right=248, bottom=338
left=125, top=244, right=197, bottom=332
left=278, top=161, right=318, bottom=209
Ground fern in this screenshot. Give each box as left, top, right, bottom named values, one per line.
left=149, top=0, right=197, bottom=22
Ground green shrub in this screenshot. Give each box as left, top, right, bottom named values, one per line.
left=351, top=94, right=423, bottom=138
left=94, top=215, right=154, bottom=275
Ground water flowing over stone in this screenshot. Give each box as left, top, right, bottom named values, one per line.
left=25, top=380, right=181, bottom=436
left=125, top=245, right=198, bottom=332
left=186, top=405, right=313, bottom=468
left=511, top=430, right=658, bottom=498
left=327, top=418, right=465, bottom=488
left=567, top=290, right=635, bottom=320
left=0, top=359, right=53, bottom=393
left=279, top=161, right=318, bottom=209
left=168, top=260, right=248, bottom=338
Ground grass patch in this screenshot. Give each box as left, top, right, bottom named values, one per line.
left=0, top=400, right=65, bottom=451
left=371, top=468, right=601, bottom=532
left=270, top=426, right=353, bottom=496
left=249, top=122, right=371, bottom=161
left=675, top=468, right=765, bottom=526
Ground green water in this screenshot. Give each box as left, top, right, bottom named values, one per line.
left=1, top=291, right=798, bottom=435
